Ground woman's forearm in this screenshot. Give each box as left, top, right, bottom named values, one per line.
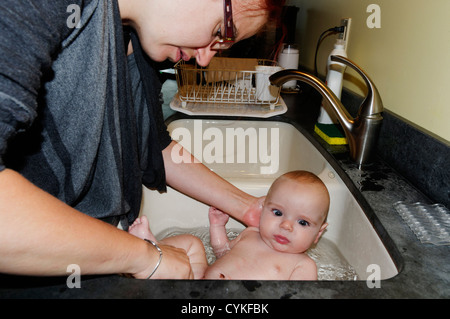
left=162, top=141, right=261, bottom=226
left=0, top=169, right=191, bottom=279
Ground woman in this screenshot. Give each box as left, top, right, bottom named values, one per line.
left=0, top=0, right=285, bottom=279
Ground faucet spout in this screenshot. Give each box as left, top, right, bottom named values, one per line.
left=269, top=55, right=383, bottom=166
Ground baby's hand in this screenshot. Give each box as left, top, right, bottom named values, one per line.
left=208, top=207, right=229, bottom=226
left=208, top=207, right=231, bottom=258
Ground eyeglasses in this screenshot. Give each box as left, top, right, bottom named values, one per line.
left=211, top=0, right=235, bottom=51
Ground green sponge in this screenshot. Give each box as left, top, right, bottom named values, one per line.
left=314, top=123, right=348, bottom=145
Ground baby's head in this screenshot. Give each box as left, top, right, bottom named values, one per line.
left=259, top=170, right=330, bottom=254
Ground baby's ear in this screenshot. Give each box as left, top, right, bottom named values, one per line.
left=314, top=222, right=328, bottom=244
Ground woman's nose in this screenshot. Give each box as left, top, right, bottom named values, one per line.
left=195, top=47, right=217, bottom=67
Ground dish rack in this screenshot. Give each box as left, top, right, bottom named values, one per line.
left=174, top=58, right=282, bottom=109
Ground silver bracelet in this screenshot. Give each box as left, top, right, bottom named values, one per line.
left=144, top=239, right=163, bottom=279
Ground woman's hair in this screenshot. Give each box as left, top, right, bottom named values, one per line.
left=262, top=0, right=287, bottom=23
left=239, top=0, right=286, bottom=23
left=238, top=0, right=286, bottom=59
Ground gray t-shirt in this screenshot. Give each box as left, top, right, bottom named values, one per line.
left=0, top=0, right=171, bottom=227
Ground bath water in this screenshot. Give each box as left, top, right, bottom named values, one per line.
left=157, top=227, right=358, bottom=281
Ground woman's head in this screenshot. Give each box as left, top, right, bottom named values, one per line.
left=119, top=0, right=286, bottom=66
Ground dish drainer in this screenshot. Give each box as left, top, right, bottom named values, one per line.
left=172, top=58, right=284, bottom=116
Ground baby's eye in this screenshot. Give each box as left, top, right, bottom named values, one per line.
left=298, top=219, right=310, bottom=227
left=272, top=209, right=282, bottom=217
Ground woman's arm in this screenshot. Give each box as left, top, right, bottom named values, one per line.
left=0, top=169, right=193, bottom=279
left=162, top=141, right=263, bottom=227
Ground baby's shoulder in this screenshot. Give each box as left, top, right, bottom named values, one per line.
left=243, top=226, right=259, bottom=233
left=289, top=254, right=318, bottom=280
left=239, top=227, right=260, bottom=238
left=232, top=227, right=261, bottom=245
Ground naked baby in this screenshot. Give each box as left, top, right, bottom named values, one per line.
left=204, top=170, right=330, bottom=280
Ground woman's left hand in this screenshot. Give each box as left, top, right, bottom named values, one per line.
left=241, top=196, right=265, bottom=227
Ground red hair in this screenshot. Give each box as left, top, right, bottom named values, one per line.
left=259, top=0, right=288, bottom=59
left=238, top=0, right=286, bottom=22
left=262, top=0, right=287, bottom=23
left=234, top=0, right=288, bottom=59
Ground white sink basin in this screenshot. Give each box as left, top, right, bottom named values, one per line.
left=140, top=119, right=398, bottom=280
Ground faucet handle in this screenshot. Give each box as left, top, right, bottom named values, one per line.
left=330, top=55, right=383, bottom=117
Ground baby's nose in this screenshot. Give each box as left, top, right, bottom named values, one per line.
left=280, top=220, right=293, bottom=232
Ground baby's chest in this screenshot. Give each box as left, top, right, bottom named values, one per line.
left=232, top=241, right=299, bottom=278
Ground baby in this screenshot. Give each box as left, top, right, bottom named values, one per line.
left=204, top=170, right=329, bottom=280
left=129, top=170, right=329, bottom=280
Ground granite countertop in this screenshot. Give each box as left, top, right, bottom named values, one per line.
left=1, top=86, right=449, bottom=300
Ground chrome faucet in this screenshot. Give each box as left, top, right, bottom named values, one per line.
left=269, top=55, right=383, bottom=166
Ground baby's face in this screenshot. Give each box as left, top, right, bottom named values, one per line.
left=259, top=179, right=328, bottom=254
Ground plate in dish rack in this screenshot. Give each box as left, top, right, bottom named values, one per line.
left=169, top=93, right=287, bottom=118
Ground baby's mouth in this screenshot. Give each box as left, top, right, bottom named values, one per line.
left=274, top=235, right=290, bottom=245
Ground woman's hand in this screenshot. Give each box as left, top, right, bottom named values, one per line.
left=241, top=196, right=265, bottom=228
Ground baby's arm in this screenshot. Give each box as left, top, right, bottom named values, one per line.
left=208, top=207, right=232, bottom=258
left=289, top=256, right=318, bottom=280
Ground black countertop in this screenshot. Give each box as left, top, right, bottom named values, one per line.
left=1, top=85, right=449, bottom=300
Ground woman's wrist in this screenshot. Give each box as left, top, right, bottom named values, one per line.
left=143, top=239, right=163, bottom=279
left=127, top=237, right=162, bottom=279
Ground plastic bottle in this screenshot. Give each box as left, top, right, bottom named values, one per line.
left=277, top=44, right=299, bottom=90
left=317, top=39, right=347, bottom=124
